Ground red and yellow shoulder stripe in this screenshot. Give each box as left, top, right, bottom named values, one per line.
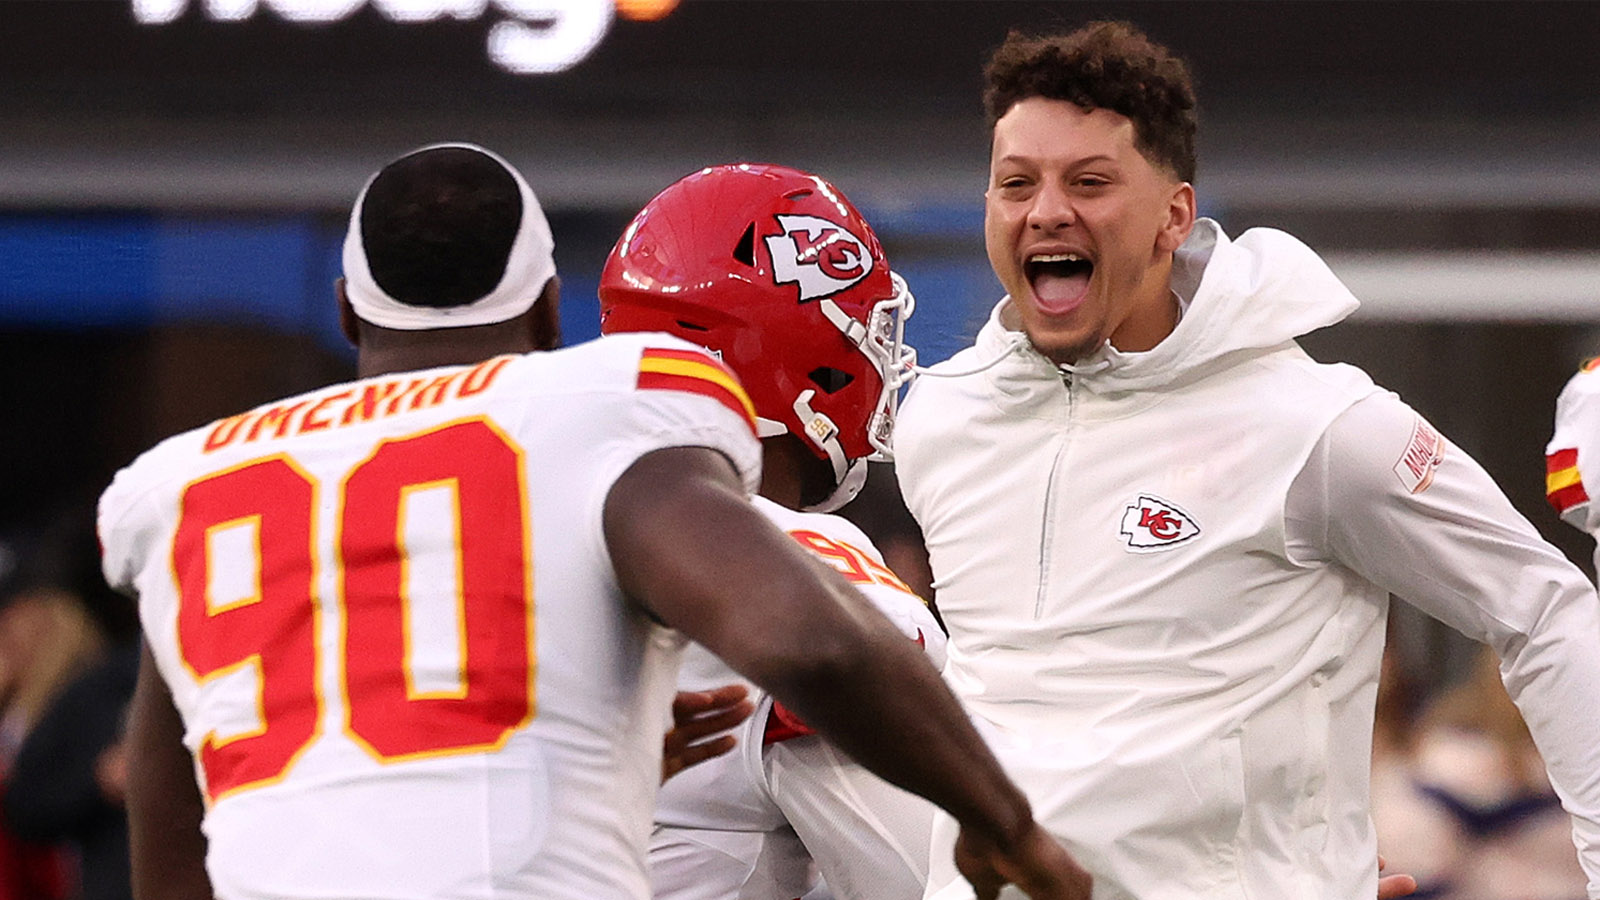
left=1582, top=356, right=1600, bottom=374
left=636, top=347, right=758, bottom=436
left=1546, top=447, right=1589, bottom=515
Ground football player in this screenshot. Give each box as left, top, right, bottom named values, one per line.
left=1548, top=356, right=1600, bottom=575
left=600, top=163, right=943, bottom=900
left=104, top=144, right=1090, bottom=900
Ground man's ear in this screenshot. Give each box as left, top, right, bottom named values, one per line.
left=1157, top=182, right=1197, bottom=254
left=529, top=275, right=562, bottom=351
left=336, top=278, right=361, bottom=348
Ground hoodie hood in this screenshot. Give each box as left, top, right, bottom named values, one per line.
left=973, top=219, right=1360, bottom=394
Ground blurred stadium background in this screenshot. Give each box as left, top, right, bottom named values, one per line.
left=1, top=0, right=1597, bottom=684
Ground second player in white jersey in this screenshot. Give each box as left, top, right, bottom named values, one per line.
left=653, top=496, right=945, bottom=900
left=1548, top=357, right=1600, bottom=575
left=100, top=334, right=762, bottom=900
left=596, top=163, right=952, bottom=900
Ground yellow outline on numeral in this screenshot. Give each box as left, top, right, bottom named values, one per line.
left=202, top=514, right=263, bottom=614
left=170, top=453, right=325, bottom=803
left=337, top=415, right=538, bottom=766
left=198, top=656, right=269, bottom=748
left=397, top=477, right=469, bottom=701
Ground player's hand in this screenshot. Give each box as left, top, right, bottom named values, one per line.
left=1376, top=855, right=1417, bottom=899
left=953, top=819, right=1092, bottom=900
left=661, top=684, right=754, bottom=783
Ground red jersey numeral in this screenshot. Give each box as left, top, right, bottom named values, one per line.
left=173, top=419, right=535, bottom=800
left=787, top=530, right=915, bottom=596
left=175, top=456, right=320, bottom=799
left=341, top=422, right=534, bottom=759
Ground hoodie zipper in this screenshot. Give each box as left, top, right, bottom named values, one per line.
left=1035, top=369, right=1074, bottom=619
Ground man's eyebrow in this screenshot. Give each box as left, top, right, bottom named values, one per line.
left=993, top=153, right=1120, bottom=168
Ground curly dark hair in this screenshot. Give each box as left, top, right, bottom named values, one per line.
left=983, top=21, right=1197, bottom=183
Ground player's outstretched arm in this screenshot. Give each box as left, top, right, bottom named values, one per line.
left=604, top=446, right=1091, bottom=899
left=125, top=642, right=213, bottom=900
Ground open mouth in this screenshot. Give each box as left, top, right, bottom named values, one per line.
left=1025, top=253, right=1093, bottom=316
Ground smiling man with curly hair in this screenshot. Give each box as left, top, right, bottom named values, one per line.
left=895, top=20, right=1600, bottom=900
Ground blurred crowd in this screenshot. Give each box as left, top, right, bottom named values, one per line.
left=1373, top=641, right=1589, bottom=900
left=0, top=501, right=137, bottom=900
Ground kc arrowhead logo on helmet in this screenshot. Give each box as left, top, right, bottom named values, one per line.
left=598, top=163, right=917, bottom=514
left=1119, top=494, right=1201, bottom=552
left=765, top=214, right=873, bottom=301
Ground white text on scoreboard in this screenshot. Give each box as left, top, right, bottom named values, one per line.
left=130, top=0, right=617, bottom=74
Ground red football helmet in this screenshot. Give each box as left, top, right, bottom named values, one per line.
left=599, top=163, right=916, bottom=512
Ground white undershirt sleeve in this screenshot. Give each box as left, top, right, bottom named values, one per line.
left=1286, top=391, right=1600, bottom=899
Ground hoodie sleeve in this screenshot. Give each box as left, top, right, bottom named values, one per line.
left=1285, top=390, right=1600, bottom=899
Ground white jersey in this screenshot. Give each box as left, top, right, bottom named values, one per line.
left=1548, top=357, right=1600, bottom=574
left=98, top=334, right=762, bottom=900
left=652, top=495, right=946, bottom=900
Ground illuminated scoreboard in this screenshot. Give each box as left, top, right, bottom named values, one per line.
left=129, top=0, right=680, bottom=73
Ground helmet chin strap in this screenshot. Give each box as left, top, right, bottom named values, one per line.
left=782, top=388, right=868, bottom=513
left=805, top=459, right=867, bottom=514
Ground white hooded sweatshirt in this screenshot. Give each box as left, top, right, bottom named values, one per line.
left=896, top=220, right=1600, bottom=900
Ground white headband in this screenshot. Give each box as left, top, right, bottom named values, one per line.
left=342, top=142, right=556, bottom=330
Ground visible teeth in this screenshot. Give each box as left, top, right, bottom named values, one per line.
left=1029, top=253, right=1086, bottom=263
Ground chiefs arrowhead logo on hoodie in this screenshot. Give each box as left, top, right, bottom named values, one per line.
left=1119, top=494, right=1201, bottom=552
